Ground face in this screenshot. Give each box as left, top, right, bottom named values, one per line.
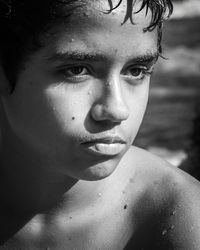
left=2, top=1, right=158, bottom=181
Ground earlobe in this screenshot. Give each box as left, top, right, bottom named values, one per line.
left=0, top=64, right=11, bottom=96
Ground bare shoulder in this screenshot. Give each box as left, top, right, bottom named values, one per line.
left=126, top=146, right=200, bottom=208
left=125, top=145, right=200, bottom=191
left=124, top=146, right=200, bottom=250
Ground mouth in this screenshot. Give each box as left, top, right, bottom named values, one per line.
left=80, top=136, right=126, bottom=156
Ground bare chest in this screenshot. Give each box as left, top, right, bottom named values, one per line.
left=1, top=203, right=134, bottom=250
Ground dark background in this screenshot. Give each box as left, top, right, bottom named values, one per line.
left=135, top=0, right=200, bottom=168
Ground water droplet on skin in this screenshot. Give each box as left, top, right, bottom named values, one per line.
left=170, top=210, right=176, bottom=216
left=70, top=38, right=75, bottom=42
left=124, top=204, right=128, bottom=209
left=98, top=192, right=102, bottom=197
left=162, top=229, right=167, bottom=235
left=162, top=225, right=174, bottom=236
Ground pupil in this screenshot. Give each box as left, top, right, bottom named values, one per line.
left=131, top=69, right=141, bottom=76
left=71, top=67, right=83, bottom=74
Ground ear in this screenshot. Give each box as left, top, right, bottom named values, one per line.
left=0, top=63, right=11, bottom=96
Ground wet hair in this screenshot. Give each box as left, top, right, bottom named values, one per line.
left=0, top=0, right=173, bottom=90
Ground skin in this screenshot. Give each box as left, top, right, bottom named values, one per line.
left=1, top=1, right=157, bottom=181
left=1, top=1, right=200, bottom=249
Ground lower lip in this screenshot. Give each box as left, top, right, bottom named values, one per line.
left=81, top=142, right=125, bottom=156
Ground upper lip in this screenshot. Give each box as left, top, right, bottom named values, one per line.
left=80, top=136, right=126, bottom=144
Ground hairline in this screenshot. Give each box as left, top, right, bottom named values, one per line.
left=0, top=0, right=173, bottom=90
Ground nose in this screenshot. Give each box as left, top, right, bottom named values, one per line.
left=91, top=76, right=129, bottom=123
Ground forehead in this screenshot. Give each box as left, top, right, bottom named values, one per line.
left=41, top=0, right=158, bottom=62
left=55, top=0, right=154, bottom=33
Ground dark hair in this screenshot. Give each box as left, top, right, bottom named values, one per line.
left=0, top=0, right=173, bottom=90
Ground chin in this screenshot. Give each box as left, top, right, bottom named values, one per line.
left=72, top=157, right=120, bottom=181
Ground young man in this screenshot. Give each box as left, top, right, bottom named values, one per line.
left=0, top=0, right=200, bottom=249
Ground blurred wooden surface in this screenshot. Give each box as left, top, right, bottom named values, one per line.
left=135, top=14, right=200, bottom=152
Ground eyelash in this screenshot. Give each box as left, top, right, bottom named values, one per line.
left=122, top=66, right=153, bottom=81
left=57, top=64, right=153, bottom=83
left=57, top=65, right=91, bottom=82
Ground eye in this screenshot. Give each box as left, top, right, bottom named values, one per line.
left=128, top=68, right=144, bottom=78
left=63, top=66, right=89, bottom=77
left=122, top=66, right=153, bottom=81
left=56, top=65, right=92, bottom=83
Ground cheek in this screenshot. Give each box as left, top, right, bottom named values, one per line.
left=126, top=82, right=149, bottom=132
left=44, top=85, right=90, bottom=132
left=129, top=81, right=149, bottom=114
left=45, top=87, right=76, bottom=127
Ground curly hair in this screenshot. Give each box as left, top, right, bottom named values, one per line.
left=0, top=0, right=173, bottom=89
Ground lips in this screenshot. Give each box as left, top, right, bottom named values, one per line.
left=80, top=136, right=126, bottom=156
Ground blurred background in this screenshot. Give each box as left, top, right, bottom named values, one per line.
left=135, top=0, right=200, bottom=177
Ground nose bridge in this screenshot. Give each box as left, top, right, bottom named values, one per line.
left=104, top=75, right=125, bottom=107
left=91, top=74, right=129, bottom=122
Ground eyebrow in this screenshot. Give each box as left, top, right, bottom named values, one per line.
left=133, top=52, right=159, bottom=64
left=47, top=50, right=159, bottom=64
left=47, top=51, right=107, bottom=63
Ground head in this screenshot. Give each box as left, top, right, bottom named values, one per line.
left=0, top=0, right=173, bottom=90
left=0, top=0, right=173, bottom=181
